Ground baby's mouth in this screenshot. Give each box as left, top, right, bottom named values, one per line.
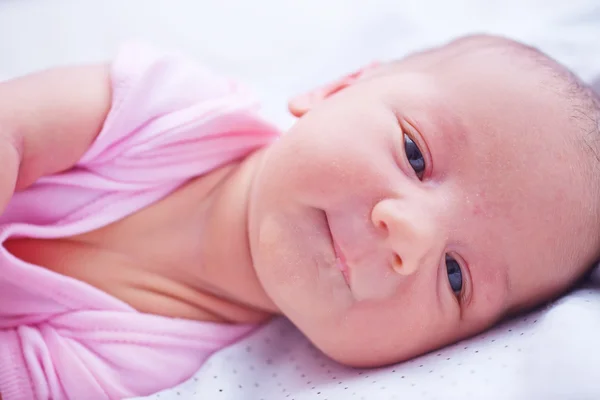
left=324, top=212, right=351, bottom=285
left=333, top=240, right=351, bottom=284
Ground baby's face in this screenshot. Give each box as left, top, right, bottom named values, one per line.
left=248, top=39, right=598, bottom=366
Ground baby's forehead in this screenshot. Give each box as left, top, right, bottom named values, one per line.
left=437, top=99, right=590, bottom=315
left=390, top=38, right=598, bottom=311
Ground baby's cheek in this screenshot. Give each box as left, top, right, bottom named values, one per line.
left=318, top=297, right=456, bottom=367
left=323, top=150, right=399, bottom=205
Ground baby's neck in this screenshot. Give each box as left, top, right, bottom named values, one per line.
left=195, top=148, right=280, bottom=321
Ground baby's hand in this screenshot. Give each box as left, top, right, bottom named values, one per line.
left=0, top=65, right=112, bottom=212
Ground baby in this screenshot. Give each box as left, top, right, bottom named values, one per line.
left=1, top=34, right=599, bottom=399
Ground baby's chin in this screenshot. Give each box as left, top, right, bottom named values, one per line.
left=308, top=329, right=415, bottom=369
left=297, top=301, right=497, bottom=369
left=285, top=315, right=403, bottom=368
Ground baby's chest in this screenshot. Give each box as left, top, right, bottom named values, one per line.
left=3, top=172, right=221, bottom=319
left=5, top=236, right=143, bottom=298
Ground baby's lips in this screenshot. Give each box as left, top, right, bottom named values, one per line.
left=333, top=240, right=351, bottom=285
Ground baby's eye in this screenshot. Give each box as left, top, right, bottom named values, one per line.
left=403, top=133, right=425, bottom=179
left=446, top=255, right=463, bottom=297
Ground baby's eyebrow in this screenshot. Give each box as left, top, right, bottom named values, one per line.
left=430, top=105, right=467, bottom=140
left=416, top=97, right=470, bottom=161
left=467, top=258, right=511, bottom=320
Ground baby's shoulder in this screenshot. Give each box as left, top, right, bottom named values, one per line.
left=80, top=41, right=281, bottom=185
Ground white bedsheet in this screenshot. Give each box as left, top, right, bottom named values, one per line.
left=1, top=1, right=599, bottom=399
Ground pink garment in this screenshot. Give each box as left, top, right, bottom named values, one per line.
left=0, top=43, right=280, bottom=400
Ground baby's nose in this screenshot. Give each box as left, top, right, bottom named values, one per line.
left=370, top=197, right=440, bottom=276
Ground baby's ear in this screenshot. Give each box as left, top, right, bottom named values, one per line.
left=288, top=62, right=380, bottom=117
left=592, top=75, right=600, bottom=96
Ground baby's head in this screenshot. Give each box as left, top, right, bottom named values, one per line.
left=247, top=35, right=600, bottom=367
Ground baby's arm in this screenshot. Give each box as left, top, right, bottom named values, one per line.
left=0, top=65, right=111, bottom=209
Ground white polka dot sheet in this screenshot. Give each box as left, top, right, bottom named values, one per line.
left=133, top=274, right=600, bottom=400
